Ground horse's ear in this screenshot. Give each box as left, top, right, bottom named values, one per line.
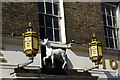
left=47, top=38, right=48, bottom=41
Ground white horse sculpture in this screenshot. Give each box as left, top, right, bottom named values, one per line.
left=41, top=38, right=67, bottom=69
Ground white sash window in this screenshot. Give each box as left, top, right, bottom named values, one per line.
left=102, top=3, right=119, bottom=49
left=38, top=0, right=66, bottom=43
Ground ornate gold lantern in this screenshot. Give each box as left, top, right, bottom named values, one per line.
left=22, top=22, right=39, bottom=57
left=88, top=34, right=103, bottom=65
left=18, top=22, right=39, bottom=68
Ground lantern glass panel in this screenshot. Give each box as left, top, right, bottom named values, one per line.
left=33, top=37, right=38, bottom=49
left=24, top=36, right=32, bottom=50
left=91, top=45, right=98, bottom=57
left=89, top=47, right=92, bottom=58
left=98, top=46, right=102, bottom=56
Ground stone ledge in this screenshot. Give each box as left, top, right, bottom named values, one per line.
left=10, top=68, right=98, bottom=80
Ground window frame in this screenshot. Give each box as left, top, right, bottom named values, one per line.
left=38, top=0, right=66, bottom=44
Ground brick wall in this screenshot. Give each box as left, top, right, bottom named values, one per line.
left=2, top=2, right=105, bottom=45
left=2, top=2, right=39, bottom=36
left=64, top=2, right=105, bottom=45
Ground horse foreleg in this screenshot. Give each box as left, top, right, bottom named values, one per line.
left=62, top=54, right=67, bottom=69
left=43, top=55, right=50, bottom=65
left=43, top=57, right=46, bottom=65
left=51, top=54, right=54, bottom=68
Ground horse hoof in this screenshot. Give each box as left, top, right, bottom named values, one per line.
left=52, top=66, right=54, bottom=68
left=62, top=66, right=64, bottom=69
left=43, top=62, right=46, bottom=65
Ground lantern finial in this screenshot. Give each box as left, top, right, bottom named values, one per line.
left=93, top=34, right=96, bottom=37
left=92, top=33, right=97, bottom=41
left=28, top=22, right=32, bottom=27
left=27, top=22, right=33, bottom=31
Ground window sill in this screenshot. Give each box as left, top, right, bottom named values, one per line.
left=50, top=42, right=71, bottom=49
left=104, top=47, right=120, bottom=51
left=39, top=39, right=71, bottom=49
left=103, top=47, right=120, bottom=56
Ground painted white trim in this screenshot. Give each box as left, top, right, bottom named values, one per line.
left=117, top=3, right=120, bottom=77
left=0, top=63, right=40, bottom=69
left=59, top=0, right=66, bottom=44
left=116, top=5, right=120, bottom=50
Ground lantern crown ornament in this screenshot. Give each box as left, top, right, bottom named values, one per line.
left=29, top=22, right=32, bottom=26
left=88, top=34, right=103, bottom=65
left=22, top=22, right=39, bottom=57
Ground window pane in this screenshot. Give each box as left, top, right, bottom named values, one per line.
left=54, top=29, right=59, bottom=41
left=46, top=2, right=52, bottom=14
left=105, top=37, right=109, bottom=47
left=54, top=17, right=59, bottom=28
left=104, top=27, right=107, bottom=36
left=40, top=27, right=45, bottom=39
left=107, top=16, right=112, bottom=26
left=46, top=28, right=53, bottom=41
left=54, top=3, right=58, bottom=15
left=103, top=15, right=107, bottom=25
left=111, top=7, right=116, bottom=16
left=38, top=2, right=44, bottom=13
left=107, top=27, right=113, bottom=37
left=45, top=15, right=52, bottom=27
left=113, top=29, right=116, bottom=38
left=39, top=14, right=44, bottom=26
left=113, top=17, right=116, bottom=27
left=109, top=38, right=114, bottom=48
left=106, top=5, right=111, bottom=15
left=115, top=39, right=118, bottom=49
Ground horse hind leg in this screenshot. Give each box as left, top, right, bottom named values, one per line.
left=51, top=54, right=54, bottom=68
left=62, top=53, right=67, bottom=69
left=62, top=60, right=67, bottom=69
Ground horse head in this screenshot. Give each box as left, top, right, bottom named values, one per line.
left=44, top=38, right=48, bottom=45
left=41, top=38, right=48, bottom=45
